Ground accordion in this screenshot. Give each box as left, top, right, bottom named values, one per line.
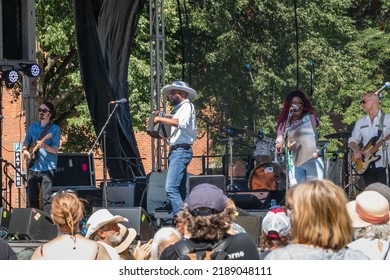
left=146, top=112, right=171, bottom=139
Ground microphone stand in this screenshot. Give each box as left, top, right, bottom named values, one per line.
left=219, top=137, right=240, bottom=192
left=378, top=93, right=389, bottom=186
left=88, top=102, right=120, bottom=207
left=283, top=110, right=294, bottom=195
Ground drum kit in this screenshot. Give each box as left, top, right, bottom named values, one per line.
left=226, top=126, right=363, bottom=198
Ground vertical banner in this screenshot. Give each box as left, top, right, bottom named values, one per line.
left=14, top=143, right=22, bottom=188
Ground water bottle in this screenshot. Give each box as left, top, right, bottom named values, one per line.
left=80, top=218, right=87, bottom=236
left=270, top=199, right=277, bottom=209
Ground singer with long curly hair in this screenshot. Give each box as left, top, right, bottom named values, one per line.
left=275, top=89, right=324, bottom=184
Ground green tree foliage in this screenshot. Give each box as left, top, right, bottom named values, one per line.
left=34, top=0, right=390, bottom=156
left=35, top=0, right=95, bottom=152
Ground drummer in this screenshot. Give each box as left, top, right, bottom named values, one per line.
left=275, top=90, right=324, bottom=184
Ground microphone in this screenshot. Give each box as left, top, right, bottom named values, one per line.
left=110, top=98, right=127, bottom=104
left=374, top=82, right=390, bottom=96
left=289, top=105, right=299, bottom=112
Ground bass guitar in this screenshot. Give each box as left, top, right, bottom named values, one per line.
left=26, top=133, right=53, bottom=168
left=351, top=134, right=390, bottom=175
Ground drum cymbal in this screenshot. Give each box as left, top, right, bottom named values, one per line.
left=324, top=131, right=351, bottom=139
left=229, top=126, right=257, bottom=137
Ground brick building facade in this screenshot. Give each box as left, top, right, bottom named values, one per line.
left=1, top=90, right=213, bottom=210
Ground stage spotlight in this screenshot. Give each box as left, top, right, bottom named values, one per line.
left=19, top=63, right=41, bottom=77
left=3, top=69, right=19, bottom=83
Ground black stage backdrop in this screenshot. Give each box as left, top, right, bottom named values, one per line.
left=73, top=0, right=145, bottom=180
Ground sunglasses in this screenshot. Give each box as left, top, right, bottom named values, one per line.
left=50, top=189, right=76, bottom=201
left=38, top=108, right=51, bottom=113
left=360, top=99, right=371, bottom=104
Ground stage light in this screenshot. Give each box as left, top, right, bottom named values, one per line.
left=19, top=63, right=41, bottom=77
left=3, top=69, right=19, bottom=83
left=0, top=66, right=19, bottom=88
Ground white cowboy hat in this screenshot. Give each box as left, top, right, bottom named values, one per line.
left=162, top=81, right=197, bottom=99
left=85, top=209, right=128, bottom=239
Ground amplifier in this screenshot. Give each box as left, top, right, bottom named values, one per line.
left=53, top=153, right=95, bottom=188
left=52, top=186, right=103, bottom=217
left=105, top=182, right=147, bottom=208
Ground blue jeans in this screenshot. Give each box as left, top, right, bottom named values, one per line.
left=165, top=147, right=193, bottom=215
left=294, top=157, right=324, bottom=184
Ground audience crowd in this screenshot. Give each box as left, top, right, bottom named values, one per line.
left=2, top=179, right=390, bottom=260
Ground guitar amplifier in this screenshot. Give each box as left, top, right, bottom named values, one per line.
left=53, top=153, right=95, bottom=188
left=105, top=182, right=147, bottom=208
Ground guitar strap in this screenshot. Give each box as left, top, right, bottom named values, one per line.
left=38, top=123, right=52, bottom=141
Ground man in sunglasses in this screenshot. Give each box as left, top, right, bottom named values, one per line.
left=348, top=92, right=390, bottom=186
left=22, top=102, right=61, bottom=214
left=147, top=81, right=197, bottom=217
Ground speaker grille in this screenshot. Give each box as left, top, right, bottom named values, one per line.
left=8, top=208, right=57, bottom=241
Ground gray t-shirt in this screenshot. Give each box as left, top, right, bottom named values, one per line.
left=264, top=244, right=370, bottom=260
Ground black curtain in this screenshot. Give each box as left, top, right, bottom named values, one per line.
left=73, top=0, right=145, bottom=180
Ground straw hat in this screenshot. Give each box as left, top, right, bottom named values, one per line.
left=346, top=191, right=390, bottom=228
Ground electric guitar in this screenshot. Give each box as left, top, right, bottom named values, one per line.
left=351, top=134, right=390, bottom=175
left=26, top=133, right=53, bottom=168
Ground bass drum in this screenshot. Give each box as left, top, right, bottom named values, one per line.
left=248, top=162, right=286, bottom=191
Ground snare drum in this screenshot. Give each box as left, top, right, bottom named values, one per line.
left=248, top=162, right=286, bottom=190
left=252, top=137, right=276, bottom=163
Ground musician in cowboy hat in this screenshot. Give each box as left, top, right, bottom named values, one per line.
left=147, top=81, right=197, bottom=216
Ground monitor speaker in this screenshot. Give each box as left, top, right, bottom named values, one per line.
left=8, top=208, right=57, bottom=241
left=53, top=153, right=95, bottom=188
left=92, top=207, right=155, bottom=241
left=0, top=207, right=11, bottom=230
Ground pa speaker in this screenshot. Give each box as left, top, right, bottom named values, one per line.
left=8, top=208, right=57, bottom=241
left=0, top=207, right=11, bottom=230
left=53, top=153, right=95, bottom=188
left=105, top=182, right=146, bottom=208
left=92, top=207, right=155, bottom=241
left=188, top=175, right=226, bottom=192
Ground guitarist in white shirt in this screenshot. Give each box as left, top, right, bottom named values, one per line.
left=22, top=102, right=61, bottom=214
left=348, top=92, right=390, bottom=186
